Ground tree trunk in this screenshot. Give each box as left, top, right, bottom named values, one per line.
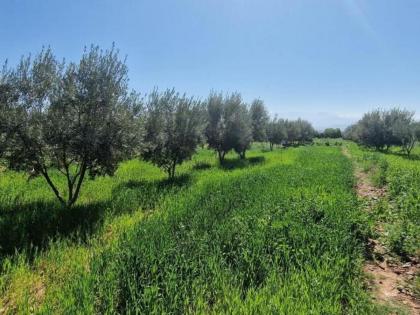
left=67, top=162, right=87, bottom=207
left=168, top=160, right=176, bottom=180
left=269, top=142, right=273, bottom=151
left=218, top=150, right=225, bottom=164
left=41, top=169, right=66, bottom=206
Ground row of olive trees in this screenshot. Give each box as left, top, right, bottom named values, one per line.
left=266, top=117, right=315, bottom=150
left=343, top=108, right=420, bottom=155
left=317, top=128, right=342, bottom=139
left=0, top=46, right=314, bottom=207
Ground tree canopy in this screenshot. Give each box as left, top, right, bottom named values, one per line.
left=344, top=108, right=419, bottom=155
left=142, top=89, right=205, bottom=179
left=0, top=45, right=141, bottom=206
left=205, top=92, right=253, bottom=162
left=250, top=99, right=269, bottom=142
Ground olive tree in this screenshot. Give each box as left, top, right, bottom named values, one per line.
left=205, top=92, right=229, bottom=163
left=357, top=109, right=387, bottom=150
left=267, top=117, right=287, bottom=150
left=142, top=89, right=205, bottom=179
left=284, top=120, right=299, bottom=146
left=398, top=121, right=419, bottom=156
left=384, top=109, right=416, bottom=155
left=355, top=108, right=417, bottom=154
left=295, top=119, right=315, bottom=144
left=0, top=65, right=16, bottom=159
left=225, top=94, right=252, bottom=159
left=1, top=46, right=140, bottom=207
left=322, top=128, right=341, bottom=138
left=283, top=119, right=314, bottom=146
left=343, top=124, right=360, bottom=141
left=250, top=99, right=269, bottom=142
left=205, top=92, right=252, bottom=162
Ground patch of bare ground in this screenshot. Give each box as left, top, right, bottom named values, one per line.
left=342, top=147, right=420, bottom=315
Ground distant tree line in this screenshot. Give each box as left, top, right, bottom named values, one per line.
left=0, top=45, right=315, bottom=206
left=317, top=128, right=342, bottom=139
left=343, top=108, right=420, bottom=156
left=266, top=117, right=315, bottom=150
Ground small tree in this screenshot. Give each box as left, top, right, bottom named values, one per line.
left=142, top=89, right=205, bottom=179
left=250, top=99, right=269, bottom=142
left=358, top=109, right=387, bottom=150
left=205, top=92, right=230, bottom=163
left=284, top=120, right=297, bottom=146
left=205, top=92, right=252, bottom=162
left=343, top=124, right=360, bottom=141
left=323, top=128, right=342, bottom=138
left=1, top=45, right=140, bottom=207
left=398, top=122, right=419, bottom=156
left=225, top=94, right=252, bottom=159
left=356, top=108, right=417, bottom=153
left=295, top=118, right=315, bottom=144
left=267, top=117, right=287, bottom=150
left=385, top=109, right=416, bottom=155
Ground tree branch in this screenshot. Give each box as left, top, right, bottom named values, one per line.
left=40, top=168, right=65, bottom=206
left=68, top=161, right=87, bottom=207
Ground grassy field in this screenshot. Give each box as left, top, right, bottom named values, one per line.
left=0, top=145, right=392, bottom=313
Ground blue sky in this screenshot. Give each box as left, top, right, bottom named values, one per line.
left=1, top=0, right=419, bottom=129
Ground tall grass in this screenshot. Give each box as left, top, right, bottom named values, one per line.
left=0, top=147, right=373, bottom=313
left=346, top=142, right=420, bottom=258
left=93, top=147, right=371, bottom=314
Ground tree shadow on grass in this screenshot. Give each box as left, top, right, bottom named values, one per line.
left=382, top=150, right=420, bottom=161
left=112, top=173, right=191, bottom=212
left=192, top=162, right=212, bottom=171
left=219, top=156, right=265, bottom=170
left=0, top=174, right=192, bottom=259
left=0, top=200, right=106, bottom=258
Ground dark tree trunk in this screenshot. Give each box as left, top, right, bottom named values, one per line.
left=41, top=169, right=66, bottom=206
left=218, top=150, right=225, bottom=164
left=67, top=162, right=87, bottom=207
left=168, top=160, right=177, bottom=180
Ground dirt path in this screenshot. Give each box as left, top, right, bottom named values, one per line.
left=342, top=147, right=420, bottom=315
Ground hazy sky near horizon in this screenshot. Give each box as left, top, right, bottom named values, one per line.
left=1, top=0, right=420, bottom=129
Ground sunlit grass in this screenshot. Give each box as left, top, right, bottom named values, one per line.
left=0, top=146, right=374, bottom=313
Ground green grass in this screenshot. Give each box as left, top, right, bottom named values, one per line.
left=1, top=146, right=375, bottom=313
left=345, top=142, right=420, bottom=259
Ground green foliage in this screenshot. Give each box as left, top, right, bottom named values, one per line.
left=358, top=109, right=388, bottom=150
left=321, top=128, right=342, bottom=138
left=266, top=117, right=287, bottom=150
left=142, top=89, right=205, bottom=179
left=284, top=118, right=315, bottom=146
left=349, top=108, right=418, bottom=155
left=266, top=117, right=315, bottom=150
left=346, top=142, right=420, bottom=258
left=0, top=45, right=140, bottom=207
left=205, top=92, right=252, bottom=162
left=249, top=99, right=269, bottom=142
